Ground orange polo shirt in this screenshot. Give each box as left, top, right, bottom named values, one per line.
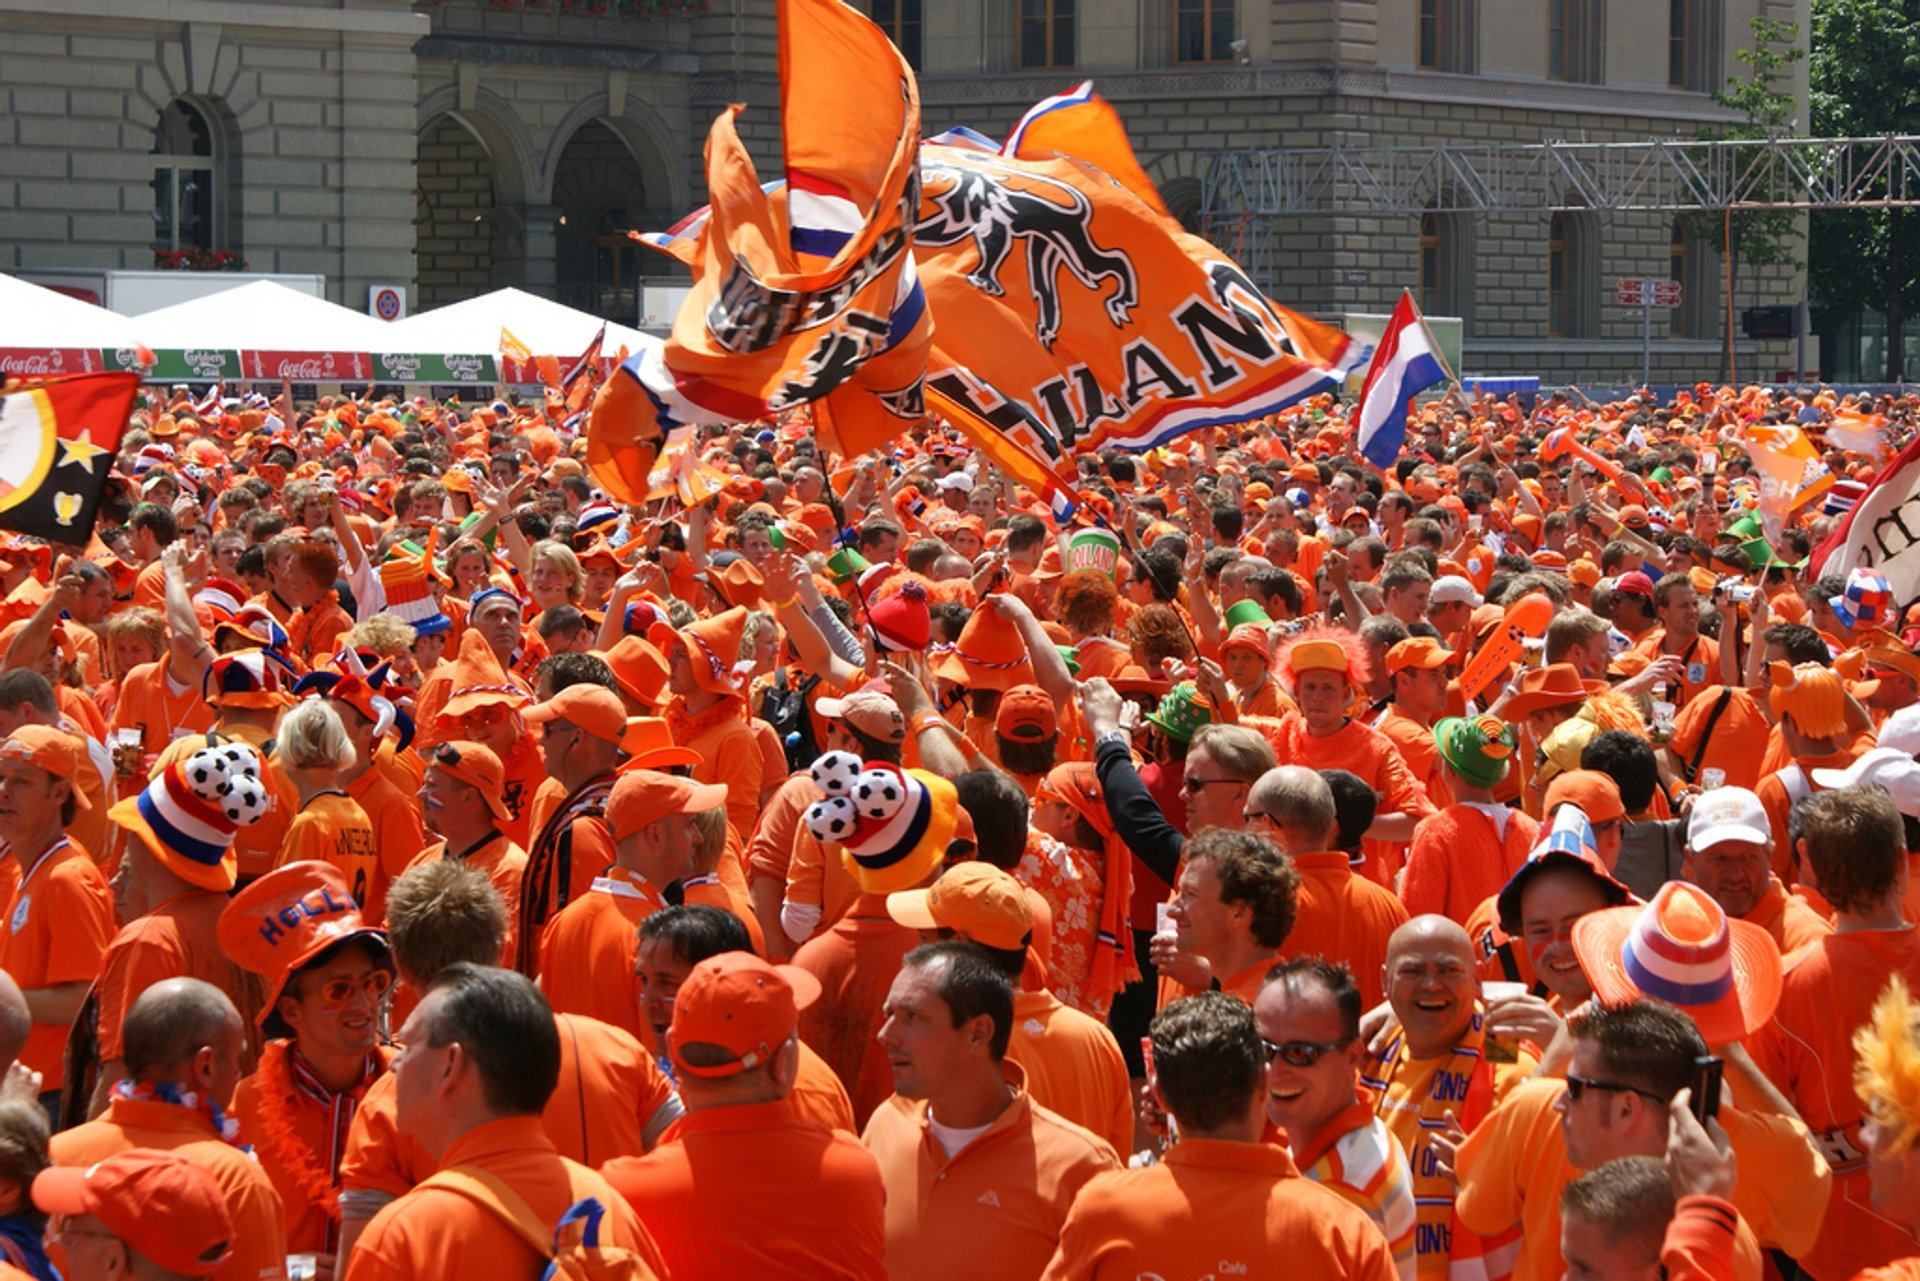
left=665, top=694, right=763, bottom=843
left=1375, top=705, right=1451, bottom=810
left=1632, top=628, right=1720, bottom=709
left=51, top=1096, right=289, bottom=1281
left=1742, top=877, right=1831, bottom=954
left=0, top=836, right=113, bottom=1088
left=1006, top=989, right=1134, bottom=1159
left=344, top=1115, right=666, bottom=1280
left=791, top=1040, right=858, bottom=1134
left=861, top=1071, right=1119, bottom=1281
left=1454, top=1078, right=1827, bottom=1281
left=1041, top=1137, right=1401, bottom=1281
left=1263, top=714, right=1436, bottom=886
left=1752, top=925, right=1920, bottom=1280
left=96, top=889, right=260, bottom=1062
left=602, top=1099, right=887, bottom=1280
left=110, top=660, right=214, bottom=759
left=536, top=867, right=664, bottom=1040
left=1282, top=850, right=1411, bottom=1010
left=283, top=790, right=378, bottom=907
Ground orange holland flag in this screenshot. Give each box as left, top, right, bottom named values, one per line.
left=916, top=92, right=1360, bottom=470
left=588, top=0, right=929, bottom=503
left=1740, top=420, right=1833, bottom=537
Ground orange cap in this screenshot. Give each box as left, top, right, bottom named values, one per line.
left=426, top=741, right=511, bottom=824
left=523, top=684, right=630, bottom=745
left=1543, top=769, right=1625, bottom=824
left=668, top=952, right=822, bottom=1079
left=33, top=1150, right=233, bottom=1276
left=994, top=685, right=1057, bottom=742
left=886, top=861, right=1034, bottom=951
left=1385, top=637, right=1454, bottom=674
left=607, top=768, right=729, bottom=840
left=0, top=726, right=86, bottom=807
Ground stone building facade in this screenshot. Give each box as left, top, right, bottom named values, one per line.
left=0, top=0, right=1809, bottom=383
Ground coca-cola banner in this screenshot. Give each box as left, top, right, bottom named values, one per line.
left=238, top=350, right=372, bottom=382
left=0, top=349, right=102, bottom=378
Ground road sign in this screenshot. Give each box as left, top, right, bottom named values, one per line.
left=1615, top=277, right=1682, bottom=307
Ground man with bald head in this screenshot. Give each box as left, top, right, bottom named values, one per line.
left=51, top=979, right=289, bottom=1281
left=1359, top=917, right=1537, bottom=1280
left=1247, top=766, right=1408, bottom=1008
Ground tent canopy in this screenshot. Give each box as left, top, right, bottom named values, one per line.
left=132, top=280, right=394, bottom=351
left=385, top=287, right=647, bottom=358
left=0, top=274, right=152, bottom=350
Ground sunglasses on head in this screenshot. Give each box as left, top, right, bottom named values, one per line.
left=1261, top=1036, right=1353, bottom=1068
left=308, top=970, right=393, bottom=1008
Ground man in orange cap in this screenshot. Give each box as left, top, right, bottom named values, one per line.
left=407, top=741, right=527, bottom=962
left=0, top=726, right=114, bottom=1114
left=601, top=952, right=886, bottom=1279
left=888, top=862, right=1134, bottom=1156
left=94, top=741, right=274, bottom=1109
left=0, top=669, right=110, bottom=886
left=865, top=941, right=1119, bottom=1280
left=50, top=979, right=288, bottom=1281
left=1376, top=637, right=1455, bottom=809
left=346, top=965, right=666, bottom=1279
left=513, top=684, right=629, bottom=975
left=33, top=1149, right=236, bottom=1280
left=220, top=862, right=397, bottom=1267
left=537, top=769, right=726, bottom=1039
left=650, top=606, right=763, bottom=843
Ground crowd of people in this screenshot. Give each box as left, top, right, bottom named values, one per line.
left=0, top=377, right=1915, bottom=1278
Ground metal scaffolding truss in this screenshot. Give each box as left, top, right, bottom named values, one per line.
left=1198, top=134, right=1920, bottom=218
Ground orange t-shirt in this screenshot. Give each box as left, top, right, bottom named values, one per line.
left=1757, top=746, right=1865, bottom=886
left=403, top=835, right=527, bottom=961
left=535, top=868, right=664, bottom=1040
left=1455, top=1078, right=1825, bottom=1281
left=1282, top=851, right=1411, bottom=1010
left=602, top=1099, right=888, bottom=1280
left=1743, top=877, right=1832, bottom=954
left=1665, top=685, right=1769, bottom=790
left=1041, top=1137, right=1400, bottom=1281
left=1262, top=715, right=1435, bottom=887
left=95, top=889, right=261, bottom=1062
left=0, top=837, right=113, bottom=1087
left=1631, top=628, right=1721, bottom=709
left=792, top=1040, right=858, bottom=1134
left=344, top=1116, right=666, bottom=1280
left=1753, top=926, right=1920, bottom=1279
left=1401, top=805, right=1540, bottom=925
left=1007, top=989, right=1134, bottom=1159
left=283, top=791, right=378, bottom=908
left=1375, top=705, right=1452, bottom=810
left=861, top=1079, right=1119, bottom=1281
left=50, top=1097, right=289, bottom=1281
left=110, top=660, right=214, bottom=760
left=347, top=766, right=426, bottom=921
left=791, top=895, right=919, bottom=1128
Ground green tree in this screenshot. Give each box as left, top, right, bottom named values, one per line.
left=1682, top=16, right=1804, bottom=378
left=1809, top=0, right=1920, bottom=380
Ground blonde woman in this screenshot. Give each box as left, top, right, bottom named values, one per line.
left=527, top=539, right=586, bottom=611
left=278, top=697, right=378, bottom=906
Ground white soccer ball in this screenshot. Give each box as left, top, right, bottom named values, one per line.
left=219, top=773, right=270, bottom=826
left=852, top=769, right=905, bottom=819
left=810, top=750, right=863, bottom=796
left=804, top=795, right=859, bottom=843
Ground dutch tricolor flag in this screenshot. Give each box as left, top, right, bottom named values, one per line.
left=1353, top=291, right=1448, bottom=469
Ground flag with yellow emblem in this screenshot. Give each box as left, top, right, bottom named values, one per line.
left=0, top=371, right=138, bottom=543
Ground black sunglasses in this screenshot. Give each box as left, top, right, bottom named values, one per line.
left=1261, top=1036, right=1353, bottom=1069
left=1565, top=1074, right=1664, bottom=1105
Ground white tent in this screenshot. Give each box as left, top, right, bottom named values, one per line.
left=384, top=287, right=649, bottom=361
left=0, top=273, right=152, bottom=351
left=131, top=280, right=394, bottom=353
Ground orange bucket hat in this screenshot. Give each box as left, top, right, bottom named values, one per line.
left=931, top=605, right=1035, bottom=692
left=216, top=861, right=391, bottom=1032
left=437, top=628, right=531, bottom=727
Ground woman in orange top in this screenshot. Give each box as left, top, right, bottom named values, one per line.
left=277, top=699, right=378, bottom=906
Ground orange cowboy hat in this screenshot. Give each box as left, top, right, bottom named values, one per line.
left=649, top=606, right=751, bottom=700
left=216, top=861, right=391, bottom=1035
left=1502, top=662, right=1605, bottom=719
left=604, top=634, right=673, bottom=712
left=1572, top=880, right=1781, bottom=1045
left=931, top=606, right=1034, bottom=692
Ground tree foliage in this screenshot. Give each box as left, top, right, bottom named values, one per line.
left=1808, top=0, right=1920, bottom=377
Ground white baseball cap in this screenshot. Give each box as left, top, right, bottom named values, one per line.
left=1686, top=786, right=1771, bottom=851
left=1879, top=705, right=1920, bottom=759
left=1812, top=747, right=1920, bottom=818
left=1430, top=575, right=1482, bottom=607
left=935, top=472, right=975, bottom=492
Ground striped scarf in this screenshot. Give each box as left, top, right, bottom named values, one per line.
left=515, top=773, right=616, bottom=974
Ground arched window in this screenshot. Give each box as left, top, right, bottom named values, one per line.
left=1548, top=211, right=1597, bottom=338
left=152, top=100, right=219, bottom=254
left=1418, top=204, right=1474, bottom=328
